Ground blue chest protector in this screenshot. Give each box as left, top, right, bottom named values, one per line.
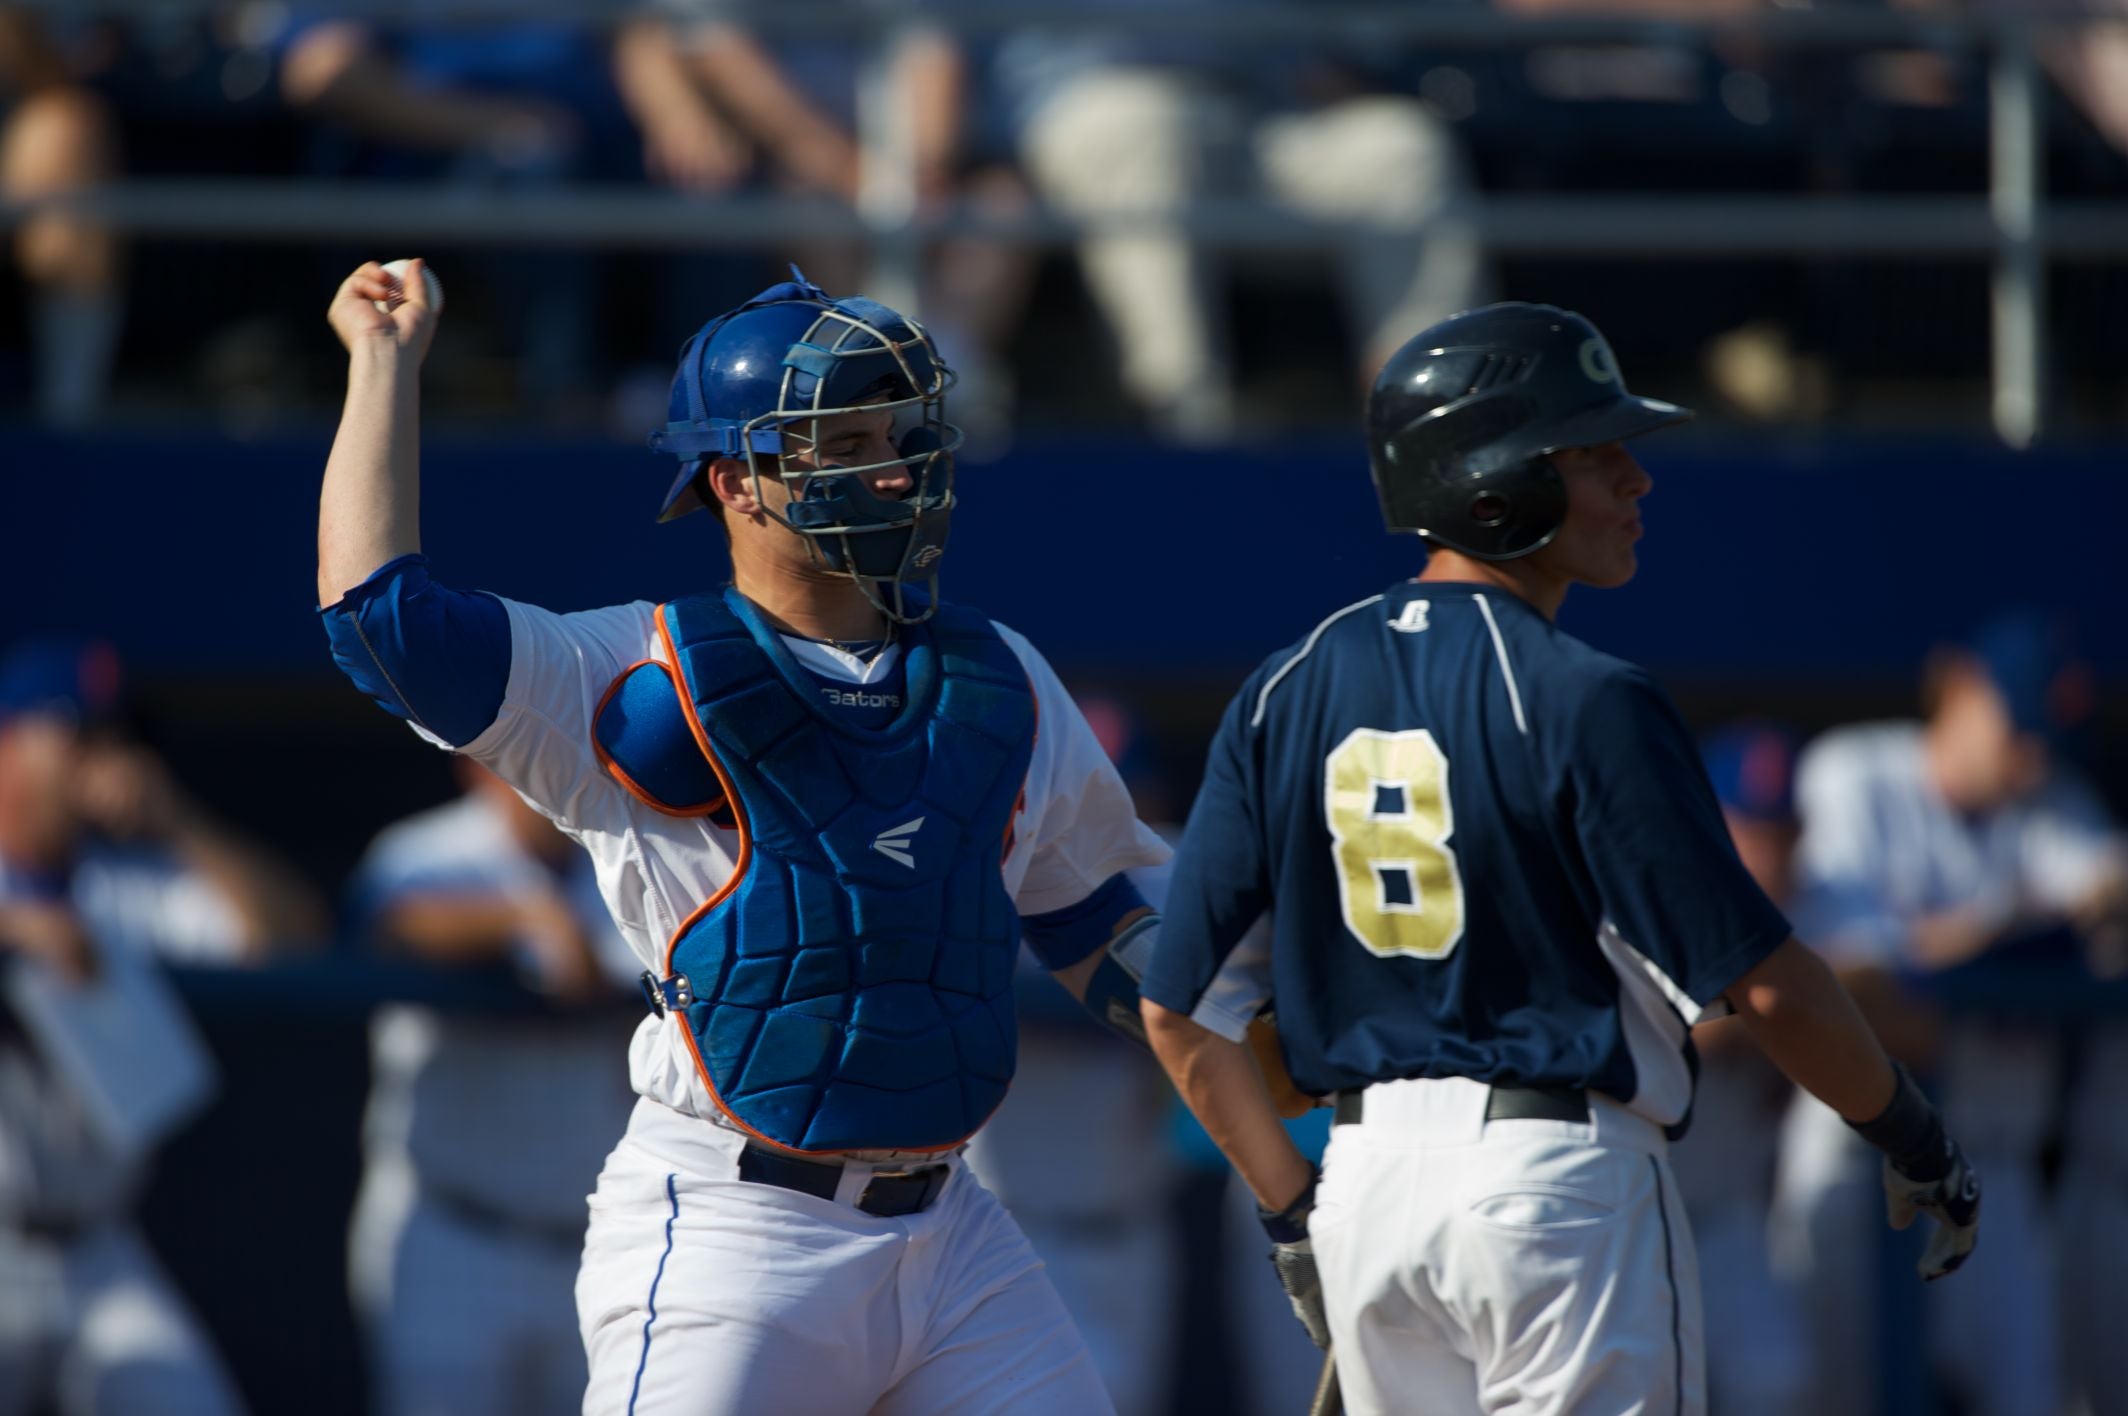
left=599, top=588, right=1036, bottom=1154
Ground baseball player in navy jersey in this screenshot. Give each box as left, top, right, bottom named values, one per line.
left=1139, top=302, right=1983, bottom=1416
left=314, top=260, right=1169, bottom=1415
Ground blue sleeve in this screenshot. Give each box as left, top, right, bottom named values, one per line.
left=1021, top=872, right=1148, bottom=972
left=319, top=554, right=511, bottom=749
left=1141, top=670, right=1271, bottom=1018
left=1569, top=669, right=1792, bottom=1006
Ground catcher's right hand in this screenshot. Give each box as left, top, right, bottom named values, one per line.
left=1884, top=1139, right=1980, bottom=1281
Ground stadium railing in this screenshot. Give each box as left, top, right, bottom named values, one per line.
left=4, top=3, right=2122, bottom=448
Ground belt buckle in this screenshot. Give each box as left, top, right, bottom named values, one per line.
left=858, top=1165, right=949, bottom=1218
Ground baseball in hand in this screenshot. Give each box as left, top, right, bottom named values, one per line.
left=373, top=258, right=444, bottom=315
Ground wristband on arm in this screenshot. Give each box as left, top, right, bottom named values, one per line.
left=1845, top=1062, right=1953, bottom=1181
left=1079, top=913, right=1158, bottom=1045
left=1258, top=1163, right=1320, bottom=1244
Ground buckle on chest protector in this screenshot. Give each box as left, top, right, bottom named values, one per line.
left=639, top=971, right=695, bottom=1018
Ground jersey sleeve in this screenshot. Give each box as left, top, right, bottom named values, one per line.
left=455, top=596, right=662, bottom=833
left=1140, top=669, right=1275, bottom=1041
left=319, top=554, right=512, bottom=748
left=1565, top=668, right=1792, bottom=1009
left=993, top=625, right=1171, bottom=917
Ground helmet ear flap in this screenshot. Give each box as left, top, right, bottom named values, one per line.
left=1372, top=393, right=1535, bottom=536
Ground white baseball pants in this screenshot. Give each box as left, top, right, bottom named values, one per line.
left=1309, top=1077, right=1704, bottom=1416
left=577, top=1099, right=1112, bottom=1416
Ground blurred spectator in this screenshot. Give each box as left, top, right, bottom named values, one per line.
left=278, top=17, right=650, bottom=420
left=626, top=4, right=1034, bottom=444
left=1669, top=726, right=1810, bottom=1416
left=0, top=12, right=122, bottom=428
left=344, top=759, right=640, bottom=1416
left=1779, top=610, right=2117, bottom=1416
left=1904, top=0, right=2128, bottom=160
left=0, top=636, right=324, bottom=1416
left=991, top=0, right=1481, bottom=440
left=962, top=695, right=1181, bottom=1416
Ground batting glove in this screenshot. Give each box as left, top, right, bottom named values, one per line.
left=1885, top=1140, right=1981, bottom=1281
left=1847, top=1064, right=1982, bottom=1282
left=1260, top=1166, right=1332, bottom=1350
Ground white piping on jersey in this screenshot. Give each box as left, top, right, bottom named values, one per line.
left=1472, top=595, right=1529, bottom=737
left=1250, top=595, right=1387, bottom=728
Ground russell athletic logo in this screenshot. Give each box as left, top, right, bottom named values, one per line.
left=872, top=817, right=925, bottom=868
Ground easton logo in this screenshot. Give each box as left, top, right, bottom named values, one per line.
left=872, top=817, right=925, bottom=868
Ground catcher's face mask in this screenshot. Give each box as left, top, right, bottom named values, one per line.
left=651, top=271, right=960, bottom=625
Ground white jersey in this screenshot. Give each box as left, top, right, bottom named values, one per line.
left=1796, top=722, right=2122, bottom=1155
left=1797, top=722, right=2118, bottom=957
left=438, top=596, right=1170, bottom=1132
left=0, top=848, right=240, bottom=1223
left=351, top=795, right=642, bottom=1227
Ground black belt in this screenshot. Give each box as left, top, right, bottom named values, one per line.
left=737, top=1144, right=951, bottom=1219
left=1333, top=1084, right=1591, bottom=1127
left=426, top=1183, right=590, bottom=1251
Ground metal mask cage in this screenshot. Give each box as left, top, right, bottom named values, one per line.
left=735, top=304, right=963, bottom=624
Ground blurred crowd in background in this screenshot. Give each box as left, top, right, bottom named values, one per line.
left=3, top=3, right=2128, bottom=1416
left=3, top=0, right=2128, bottom=440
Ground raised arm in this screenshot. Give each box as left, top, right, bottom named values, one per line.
left=318, top=259, right=436, bottom=605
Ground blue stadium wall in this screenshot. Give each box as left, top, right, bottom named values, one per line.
left=4, top=427, right=2122, bottom=679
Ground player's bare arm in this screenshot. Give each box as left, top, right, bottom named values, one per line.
left=1142, top=999, right=1312, bottom=1211
left=1727, top=938, right=1979, bottom=1279
left=318, top=259, right=436, bottom=606
left=1723, top=935, right=1896, bottom=1121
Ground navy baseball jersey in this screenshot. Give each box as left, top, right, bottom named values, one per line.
left=1144, top=581, right=1792, bottom=1125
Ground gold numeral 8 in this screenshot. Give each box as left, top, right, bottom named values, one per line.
left=1324, top=728, right=1465, bottom=959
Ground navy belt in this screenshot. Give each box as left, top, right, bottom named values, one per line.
left=1333, top=1084, right=1591, bottom=1127
left=737, top=1144, right=951, bottom=1219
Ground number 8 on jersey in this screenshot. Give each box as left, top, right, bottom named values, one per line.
left=1325, top=728, right=1465, bottom=959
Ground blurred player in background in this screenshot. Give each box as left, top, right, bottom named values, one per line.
left=1784, top=611, right=2124, bottom=1416
left=2060, top=874, right=2128, bottom=1416
left=278, top=16, right=653, bottom=421
left=1141, top=303, right=1980, bottom=1416
left=0, top=637, right=324, bottom=1416
left=0, top=12, right=122, bottom=427
left=991, top=0, right=1479, bottom=437
left=314, top=260, right=1168, bottom=1414
left=1669, top=726, right=1810, bottom=1416
left=346, top=759, right=641, bottom=1416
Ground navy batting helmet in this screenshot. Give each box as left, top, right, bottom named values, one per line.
left=649, top=269, right=959, bottom=622
left=1365, top=302, right=1692, bottom=561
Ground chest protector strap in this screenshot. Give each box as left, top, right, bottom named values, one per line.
left=609, top=589, right=1035, bottom=1154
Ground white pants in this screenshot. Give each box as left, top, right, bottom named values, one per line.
left=1310, top=1077, right=1704, bottom=1416
left=0, top=1223, right=243, bottom=1416
left=962, top=1029, right=1178, bottom=1416
left=356, top=1191, right=588, bottom=1416
left=1686, top=1205, right=1807, bottom=1416
left=577, top=1098, right=1111, bottom=1416
left=1774, top=1093, right=2059, bottom=1416
left=1020, top=70, right=1480, bottom=425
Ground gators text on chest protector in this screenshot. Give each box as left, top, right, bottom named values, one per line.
left=596, top=588, right=1036, bottom=1154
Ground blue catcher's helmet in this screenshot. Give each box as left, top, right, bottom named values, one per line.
left=649, top=269, right=959, bottom=623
